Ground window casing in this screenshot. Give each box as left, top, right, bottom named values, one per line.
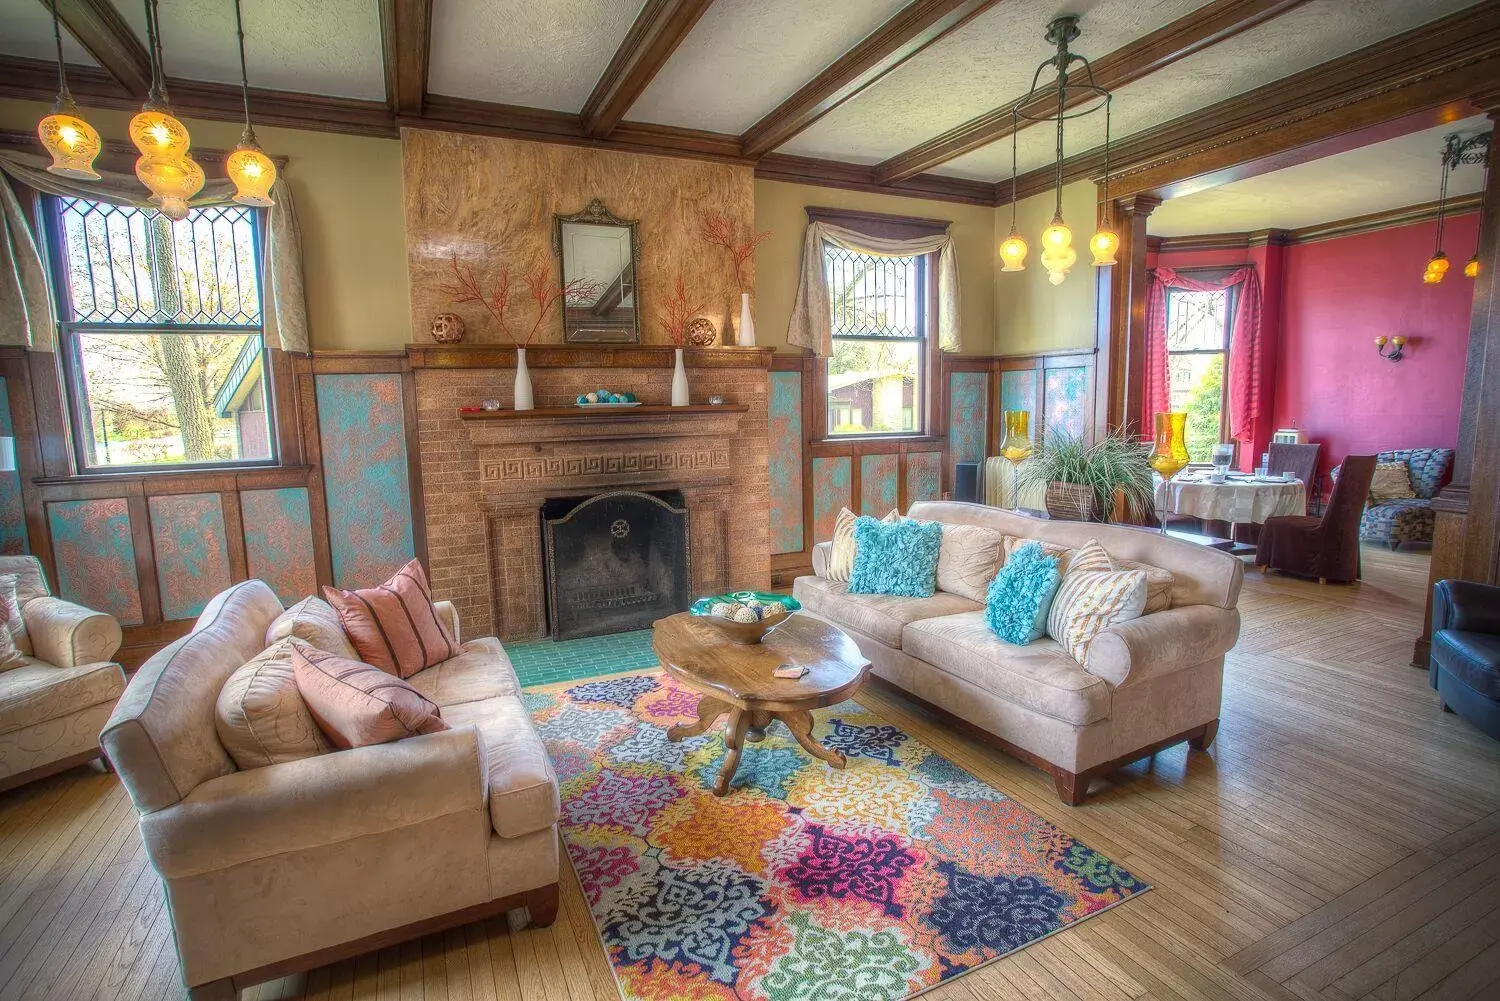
left=1164, top=285, right=1234, bottom=464
left=822, top=245, right=930, bottom=438
left=43, top=196, right=275, bottom=473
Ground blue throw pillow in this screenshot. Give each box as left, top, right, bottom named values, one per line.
left=986, top=541, right=1062, bottom=644
left=848, top=516, right=942, bottom=598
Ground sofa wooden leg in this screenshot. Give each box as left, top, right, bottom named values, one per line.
left=1443, top=702, right=1456, bottom=713
left=526, top=883, right=560, bottom=928
left=98, top=752, right=114, bottom=774
left=1189, top=719, right=1219, bottom=751
left=188, top=978, right=237, bottom=1000
left=1053, top=770, right=1088, bottom=806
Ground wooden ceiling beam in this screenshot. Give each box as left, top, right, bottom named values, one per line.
left=738, top=0, right=1000, bottom=159
left=581, top=0, right=715, bottom=139
left=379, top=0, right=433, bottom=116
left=43, top=0, right=152, bottom=99
left=874, top=0, right=1308, bottom=184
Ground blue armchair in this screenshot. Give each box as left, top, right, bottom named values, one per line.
left=1430, top=579, right=1500, bottom=740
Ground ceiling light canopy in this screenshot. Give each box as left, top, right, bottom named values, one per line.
left=1002, top=15, right=1117, bottom=286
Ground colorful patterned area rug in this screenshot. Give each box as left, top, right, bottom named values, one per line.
left=526, top=671, right=1148, bottom=1001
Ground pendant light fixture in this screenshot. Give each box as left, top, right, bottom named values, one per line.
left=1003, top=16, right=1115, bottom=287
left=1466, top=138, right=1490, bottom=280
left=131, top=0, right=201, bottom=221
left=36, top=1, right=102, bottom=180
left=1425, top=130, right=1491, bottom=286
left=226, top=0, right=276, bottom=206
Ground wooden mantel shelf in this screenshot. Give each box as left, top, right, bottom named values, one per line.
left=459, top=404, right=749, bottom=420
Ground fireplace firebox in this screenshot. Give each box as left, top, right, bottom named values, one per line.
left=541, top=489, right=690, bottom=640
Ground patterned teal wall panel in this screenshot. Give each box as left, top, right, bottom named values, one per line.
left=1044, top=366, right=1090, bottom=442
left=47, top=499, right=142, bottom=626
left=316, top=374, right=415, bottom=588
left=768, top=371, right=804, bottom=555
left=149, top=493, right=232, bottom=621
left=860, top=454, right=899, bottom=515
left=905, top=452, right=942, bottom=505
left=811, top=456, right=851, bottom=544
left=948, top=371, right=987, bottom=481
left=0, top=379, right=26, bottom=554
left=242, top=487, right=318, bottom=605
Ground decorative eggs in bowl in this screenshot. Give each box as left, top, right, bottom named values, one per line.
left=688, top=591, right=801, bottom=644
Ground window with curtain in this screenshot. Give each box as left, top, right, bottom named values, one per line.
left=822, top=245, right=929, bottom=436
left=42, top=196, right=274, bottom=471
left=1165, top=287, right=1233, bottom=462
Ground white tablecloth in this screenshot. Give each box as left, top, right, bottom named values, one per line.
left=1156, top=476, right=1307, bottom=524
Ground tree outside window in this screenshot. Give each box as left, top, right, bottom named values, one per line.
left=823, top=246, right=926, bottom=437
left=1165, top=288, right=1232, bottom=463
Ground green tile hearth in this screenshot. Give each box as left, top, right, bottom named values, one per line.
left=508, top=629, right=658, bottom=687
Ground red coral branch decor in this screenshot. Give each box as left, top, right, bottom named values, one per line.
left=438, top=253, right=516, bottom=343
left=439, top=254, right=600, bottom=347
left=702, top=212, right=772, bottom=292
left=658, top=271, right=705, bottom=348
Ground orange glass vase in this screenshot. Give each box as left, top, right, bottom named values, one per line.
left=1149, top=411, right=1190, bottom=533
left=999, top=410, right=1033, bottom=509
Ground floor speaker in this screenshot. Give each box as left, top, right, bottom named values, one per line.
left=953, top=461, right=982, bottom=503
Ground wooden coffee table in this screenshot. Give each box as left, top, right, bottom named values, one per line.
left=651, top=612, right=871, bottom=796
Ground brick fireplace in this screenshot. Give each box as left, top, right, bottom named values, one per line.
left=410, top=344, right=773, bottom=641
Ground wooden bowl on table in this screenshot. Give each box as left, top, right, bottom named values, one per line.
left=688, top=592, right=800, bottom=645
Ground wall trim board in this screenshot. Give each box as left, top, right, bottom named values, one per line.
left=405, top=344, right=776, bottom=370
left=755, top=154, right=998, bottom=207
left=804, top=205, right=954, bottom=238
left=1150, top=195, right=1484, bottom=255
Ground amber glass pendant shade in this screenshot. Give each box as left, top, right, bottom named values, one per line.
left=1149, top=411, right=1190, bottom=481
left=136, top=154, right=204, bottom=221
left=999, top=230, right=1028, bottom=272
left=1465, top=254, right=1480, bottom=279
left=38, top=103, right=102, bottom=180
left=129, top=107, right=192, bottom=162
left=1089, top=227, right=1119, bottom=267
left=228, top=141, right=276, bottom=206
left=1040, top=215, right=1076, bottom=286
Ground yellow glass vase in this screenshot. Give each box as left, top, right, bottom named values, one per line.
left=1149, top=411, right=1190, bottom=533
left=998, top=410, right=1033, bottom=510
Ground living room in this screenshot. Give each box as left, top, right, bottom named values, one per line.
left=1, top=1, right=1499, bottom=1000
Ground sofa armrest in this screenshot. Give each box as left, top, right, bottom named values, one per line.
left=1433, top=579, right=1500, bottom=635
left=1086, top=605, right=1241, bottom=688
left=138, top=725, right=485, bottom=880
left=812, top=542, right=833, bottom=578
left=23, top=596, right=123, bottom=667
left=434, top=600, right=460, bottom=646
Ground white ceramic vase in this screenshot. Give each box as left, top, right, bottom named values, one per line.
left=513, top=346, right=534, bottom=411
left=737, top=292, right=756, bottom=347
left=671, top=347, right=690, bottom=406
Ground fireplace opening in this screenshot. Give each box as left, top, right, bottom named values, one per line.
left=541, top=489, right=690, bottom=640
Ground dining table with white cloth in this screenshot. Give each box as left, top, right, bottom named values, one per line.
left=1155, top=473, right=1307, bottom=524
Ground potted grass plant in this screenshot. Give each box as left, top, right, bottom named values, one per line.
left=1017, top=430, right=1155, bottom=524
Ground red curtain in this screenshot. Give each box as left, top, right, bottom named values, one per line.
left=1142, top=265, right=1264, bottom=465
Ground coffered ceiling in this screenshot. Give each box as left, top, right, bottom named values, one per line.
left=0, top=0, right=1494, bottom=208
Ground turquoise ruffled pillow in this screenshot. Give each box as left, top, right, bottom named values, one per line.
left=986, top=541, right=1062, bottom=644
left=848, top=516, right=942, bottom=598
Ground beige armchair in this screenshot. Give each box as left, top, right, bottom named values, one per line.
left=0, top=555, right=125, bottom=794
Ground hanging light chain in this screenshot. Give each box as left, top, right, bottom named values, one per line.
left=233, top=0, right=256, bottom=142
left=48, top=1, right=73, bottom=104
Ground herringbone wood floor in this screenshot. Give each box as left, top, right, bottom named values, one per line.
left=3, top=548, right=1499, bottom=1001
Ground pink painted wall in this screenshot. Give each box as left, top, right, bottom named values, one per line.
left=1274, top=213, right=1476, bottom=482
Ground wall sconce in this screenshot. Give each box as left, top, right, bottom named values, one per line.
left=1375, top=335, right=1407, bottom=362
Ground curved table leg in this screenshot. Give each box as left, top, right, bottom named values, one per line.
left=713, top=709, right=749, bottom=797
left=667, top=695, right=730, bottom=741
left=781, top=709, right=846, bottom=769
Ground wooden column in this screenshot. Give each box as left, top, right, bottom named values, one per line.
left=1420, top=92, right=1500, bottom=664
left=1105, top=194, right=1162, bottom=436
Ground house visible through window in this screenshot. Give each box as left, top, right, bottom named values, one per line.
left=823, top=245, right=927, bottom=437
left=44, top=196, right=272, bottom=471
left=1165, top=287, right=1232, bottom=463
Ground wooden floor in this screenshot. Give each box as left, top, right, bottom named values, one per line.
left=4, top=547, right=1500, bottom=1001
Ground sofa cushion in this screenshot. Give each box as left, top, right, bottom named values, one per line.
left=1116, top=558, right=1174, bottom=613
left=793, top=575, right=981, bottom=649
left=1370, top=461, right=1416, bottom=500
left=216, top=638, right=333, bottom=769
left=291, top=642, right=449, bottom=748
left=902, top=612, right=1112, bottom=725
left=1433, top=629, right=1500, bottom=700
left=0, top=658, right=126, bottom=736
left=443, top=696, right=560, bottom=839
left=849, top=517, right=942, bottom=598
left=936, top=524, right=1007, bottom=602
left=408, top=638, right=522, bottom=708
left=1047, top=541, right=1148, bottom=665
left=0, top=575, right=27, bottom=668
left=266, top=596, right=358, bottom=661
left=323, top=560, right=460, bottom=679
left=827, top=507, right=899, bottom=583
left=984, top=541, right=1062, bottom=644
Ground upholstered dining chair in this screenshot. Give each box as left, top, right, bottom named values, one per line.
left=1256, top=455, right=1376, bottom=584
left=1267, top=442, right=1322, bottom=514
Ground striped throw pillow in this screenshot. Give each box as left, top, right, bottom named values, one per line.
left=826, top=507, right=900, bottom=583
left=1046, top=540, right=1147, bottom=665
left=323, top=560, right=459, bottom=679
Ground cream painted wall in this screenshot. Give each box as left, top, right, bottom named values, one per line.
left=993, top=180, right=1101, bottom=356
left=754, top=179, right=998, bottom=356
left=0, top=98, right=409, bottom=350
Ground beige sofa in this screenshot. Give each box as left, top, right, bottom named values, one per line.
left=795, top=501, right=1243, bottom=805
left=0, top=554, right=124, bottom=793
left=101, top=580, right=561, bottom=1001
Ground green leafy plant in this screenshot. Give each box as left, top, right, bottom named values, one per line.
left=1017, top=430, right=1155, bottom=523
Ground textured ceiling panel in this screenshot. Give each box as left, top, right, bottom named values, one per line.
left=779, top=0, right=1215, bottom=165
left=628, top=0, right=910, bottom=134
left=0, top=0, right=97, bottom=65
left=1147, top=117, right=1490, bottom=236
left=110, top=0, right=386, bottom=101
left=938, top=0, right=1478, bottom=181
left=427, top=0, right=644, bottom=112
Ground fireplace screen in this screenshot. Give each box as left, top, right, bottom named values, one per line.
left=542, top=489, right=690, bottom=640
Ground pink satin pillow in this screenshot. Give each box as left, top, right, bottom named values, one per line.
left=290, top=641, right=448, bottom=749
left=323, top=559, right=459, bottom=679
